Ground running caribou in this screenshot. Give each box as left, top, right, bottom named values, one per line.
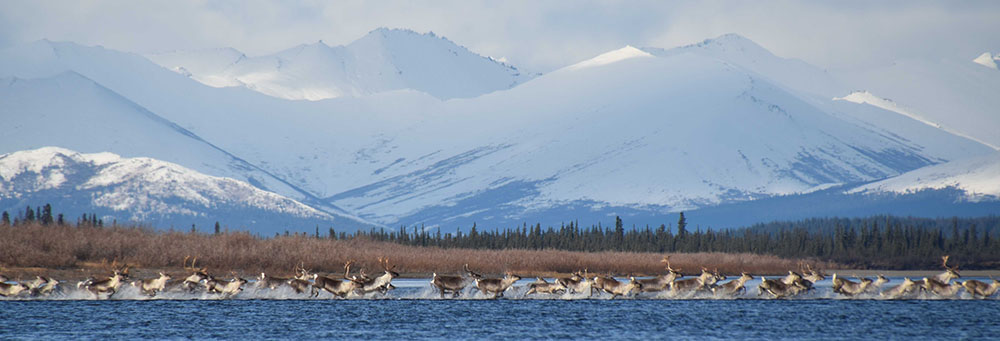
left=311, top=261, right=364, bottom=298
left=430, top=264, right=480, bottom=298
left=637, top=256, right=684, bottom=293
left=78, top=260, right=130, bottom=299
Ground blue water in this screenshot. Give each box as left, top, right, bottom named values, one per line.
left=3, top=299, right=999, bottom=339
left=2, top=278, right=999, bottom=339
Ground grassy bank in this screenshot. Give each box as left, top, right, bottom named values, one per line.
left=0, top=223, right=837, bottom=279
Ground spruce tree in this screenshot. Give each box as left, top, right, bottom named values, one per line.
left=1, top=211, right=8, bottom=226
left=41, top=204, right=53, bottom=225
left=677, top=212, right=687, bottom=237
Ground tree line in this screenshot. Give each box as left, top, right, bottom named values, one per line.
left=342, top=213, right=1000, bottom=269
left=4, top=204, right=998, bottom=269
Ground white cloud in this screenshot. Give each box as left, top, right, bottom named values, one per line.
left=1, top=0, right=998, bottom=72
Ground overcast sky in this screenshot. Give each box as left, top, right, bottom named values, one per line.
left=1, top=0, right=998, bottom=73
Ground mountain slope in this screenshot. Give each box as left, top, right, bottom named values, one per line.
left=324, top=48, right=994, bottom=226
left=146, top=28, right=534, bottom=100
left=1, top=36, right=994, bottom=230
left=0, top=39, right=444, bottom=198
left=850, top=151, right=1000, bottom=201
left=0, top=71, right=323, bottom=204
left=836, top=55, right=1000, bottom=149
left=643, top=34, right=846, bottom=99
left=0, top=147, right=369, bottom=233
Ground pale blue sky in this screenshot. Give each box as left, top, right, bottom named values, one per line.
left=1, top=0, right=998, bottom=72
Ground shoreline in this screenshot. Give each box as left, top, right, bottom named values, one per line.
left=4, top=266, right=998, bottom=282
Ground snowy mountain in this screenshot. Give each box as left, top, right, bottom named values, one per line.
left=146, top=28, right=534, bottom=100
left=973, top=52, right=999, bottom=70
left=0, top=71, right=311, bottom=201
left=0, top=148, right=370, bottom=233
left=321, top=43, right=993, bottom=227
left=642, top=34, right=845, bottom=99
left=0, top=33, right=996, bottom=231
left=836, top=54, right=1000, bottom=149
left=850, top=151, right=1000, bottom=201
left=0, top=39, right=444, bottom=198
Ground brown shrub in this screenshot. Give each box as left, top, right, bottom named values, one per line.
left=0, top=223, right=838, bottom=277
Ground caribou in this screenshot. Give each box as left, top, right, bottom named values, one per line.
left=25, top=275, right=60, bottom=296
left=0, top=281, right=28, bottom=297
left=287, top=265, right=315, bottom=294
left=881, top=277, right=919, bottom=299
left=593, top=275, right=643, bottom=299
left=802, top=264, right=827, bottom=283
left=311, top=261, right=364, bottom=298
left=864, top=275, right=890, bottom=294
left=960, top=278, right=1000, bottom=298
left=473, top=272, right=522, bottom=298
left=668, top=268, right=725, bottom=296
left=556, top=270, right=592, bottom=294
left=758, top=276, right=808, bottom=299
left=913, top=256, right=960, bottom=288
left=525, top=277, right=566, bottom=295
left=176, top=256, right=211, bottom=292
left=638, top=256, right=684, bottom=293
left=131, top=272, right=171, bottom=297
left=79, top=260, right=130, bottom=299
left=831, top=274, right=874, bottom=297
left=780, top=271, right=814, bottom=292
left=921, top=277, right=963, bottom=298
left=713, top=272, right=754, bottom=297
left=204, top=272, right=249, bottom=298
left=257, top=265, right=298, bottom=290
left=430, top=264, right=480, bottom=298
left=356, top=258, right=399, bottom=296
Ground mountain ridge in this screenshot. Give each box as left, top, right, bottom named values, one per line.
left=1, top=32, right=996, bottom=231
left=146, top=27, right=535, bottom=100
left=0, top=147, right=371, bottom=233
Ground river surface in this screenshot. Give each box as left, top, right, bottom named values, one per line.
left=2, top=278, right=998, bottom=339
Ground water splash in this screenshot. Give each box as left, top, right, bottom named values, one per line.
left=1, top=277, right=995, bottom=301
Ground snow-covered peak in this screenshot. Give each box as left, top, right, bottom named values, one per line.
left=834, top=90, right=999, bottom=151
left=0, top=147, right=369, bottom=232
left=143, top=28, right=534, bottom=100
left=643, top=34, right=845, bottom=98
left=145, top=47, right=245, bottom=87
left=565, top=45, right=653, bottom=71
left=678, top=33, right=771, bottom=56
left=356, top=27, right=440, bottom=44
left=973, top=52, right=998, bottom=70
left=850, top=152, right=1000, bottom=201
left=0, top=147, right=117, bottom=183
left=834, top=90, right=935, bottom=126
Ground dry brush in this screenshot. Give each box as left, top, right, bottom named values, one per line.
left=0, top=223, right=837, bottom=278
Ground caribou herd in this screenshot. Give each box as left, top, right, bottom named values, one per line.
left=1, top=255, right=998, bottom=300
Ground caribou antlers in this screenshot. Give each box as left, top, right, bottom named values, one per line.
left=103, top=258, right=129, bottom=275
left=661, top=255, right=681, bottom=273
left=343, top=260, right=355, bottom=279
left=378, top=257, right=396, bottom=272
left=183, top=255, right=207, bottom=273
left=942, top=255, right=959, bottom=270
left=294, top=262, right=312, bottom=279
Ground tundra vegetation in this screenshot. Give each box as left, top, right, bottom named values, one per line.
left=1, top=205, right=998, bottom=277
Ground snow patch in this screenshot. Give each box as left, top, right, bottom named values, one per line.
left=0, top=147, right=357, bottom=229
left=834, top=91, right=999, bottom=150
left=565, top=46, right=653, bottom=71
left=850, top=152, right=1000, bottom=201
left=144, top=28, right=533, bottom=100
left=973, top=52, right=998, bottom=70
